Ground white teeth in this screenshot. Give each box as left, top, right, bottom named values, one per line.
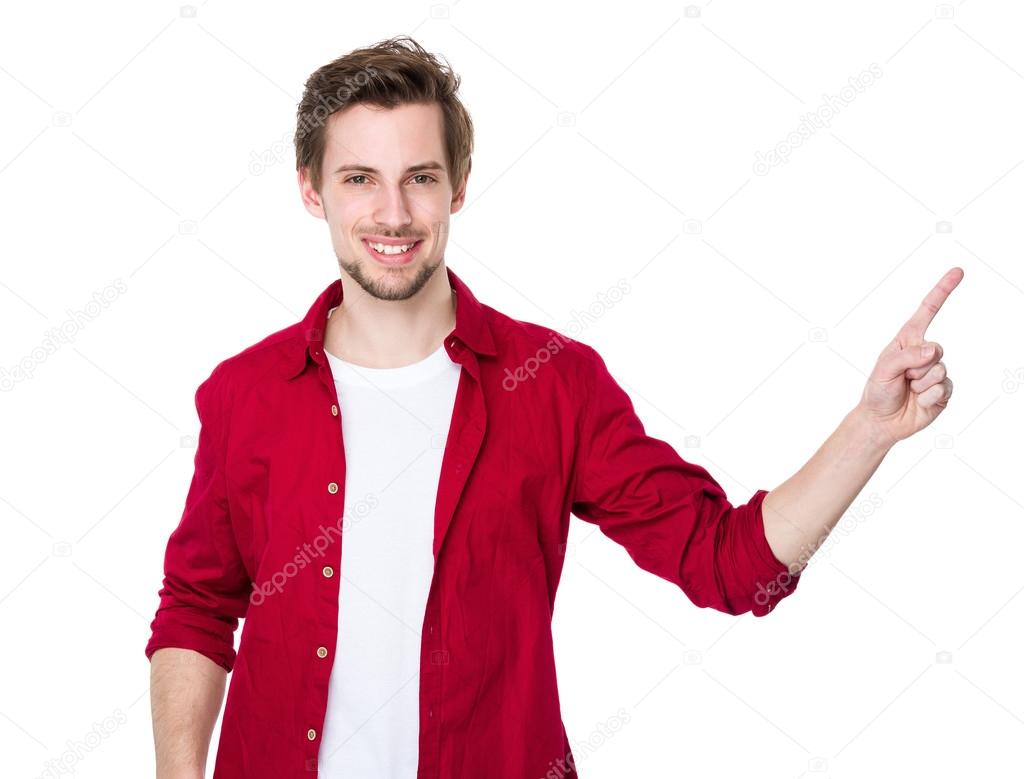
left=369, top=241, right=415, bottom=255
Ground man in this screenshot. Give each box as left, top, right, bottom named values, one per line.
left=146, top=36, right=961, bottom=779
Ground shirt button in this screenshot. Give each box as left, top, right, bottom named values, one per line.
left=322, top=565, right=334, bottom=578
left=307, top=728, right=317, bottom=741
left=331, top=404, right=338, bottom=416
left=428, top=625, right=434, bottom=636
left=316, top=646, right=328, bottom=658
left=327, top=482, right=339, bottom=494
left=428, top=707, right=434, bottom=718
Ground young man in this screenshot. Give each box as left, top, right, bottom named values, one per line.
left=146, top=36, right=961, bottom=779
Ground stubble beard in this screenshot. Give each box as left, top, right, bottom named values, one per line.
left=339, top=247, right=442, bottom=302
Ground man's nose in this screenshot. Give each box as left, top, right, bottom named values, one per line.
left=372, top=180, right=414, bottom=229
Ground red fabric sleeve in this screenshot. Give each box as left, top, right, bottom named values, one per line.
left=570, top=345, right=800, bottom=617
left=145, top=364, right=251, bottom=671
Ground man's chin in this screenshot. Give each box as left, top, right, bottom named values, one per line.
left=340, top=256, right=441, bottom=302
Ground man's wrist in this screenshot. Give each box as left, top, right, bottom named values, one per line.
left=846, top=403, right=898, bottom=459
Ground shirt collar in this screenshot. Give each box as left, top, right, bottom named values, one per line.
left=282, top=265, right=496, bottom=381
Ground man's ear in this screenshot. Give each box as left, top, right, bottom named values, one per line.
left=298, top=167, right=326, bottom=220
left=450, top=166, right=470, bottom=214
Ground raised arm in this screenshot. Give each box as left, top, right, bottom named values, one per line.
left=762, top=267, right=963, bottom=570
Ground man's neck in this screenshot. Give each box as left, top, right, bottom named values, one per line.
left=323, top=269, right=457, bottom=369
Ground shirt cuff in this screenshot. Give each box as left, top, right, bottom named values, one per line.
left=745, top=488, right=801, bottom=617
left=145, top=610, right=237, bottom=673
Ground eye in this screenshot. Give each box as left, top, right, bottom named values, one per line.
left=412, top=174, right=437, bottom=184
left=345, top=175, right=369, bottom=185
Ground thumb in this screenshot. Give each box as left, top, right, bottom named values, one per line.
left=876, top=341, right=938, bottom=380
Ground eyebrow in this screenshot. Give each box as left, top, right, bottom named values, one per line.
left=333, top=161, right=446, bottom=176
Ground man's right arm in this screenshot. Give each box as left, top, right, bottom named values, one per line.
left=145, top=364, right=252, bottom=775
left=150, top=648, right=226, bottom=779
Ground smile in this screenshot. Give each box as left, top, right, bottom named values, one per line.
left=362, top=238, right=423, bottom=265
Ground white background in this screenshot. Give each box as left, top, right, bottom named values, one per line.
left=2, top=0, right=1023, bottom=776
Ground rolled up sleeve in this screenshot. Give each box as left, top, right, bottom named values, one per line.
left=569, top=345, right=800, bottom=617
left=145, top=363, right=251, bottom=671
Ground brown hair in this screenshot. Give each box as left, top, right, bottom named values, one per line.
left=294, top=35, right=474, bottom=195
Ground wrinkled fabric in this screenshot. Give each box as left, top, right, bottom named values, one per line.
left=145, top=266, right=801, bottom=778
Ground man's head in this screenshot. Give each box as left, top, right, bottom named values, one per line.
left=295, top=36, right=474, bottom=301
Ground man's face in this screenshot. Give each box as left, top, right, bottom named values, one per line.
left=299, top=101, right=468, bottom=301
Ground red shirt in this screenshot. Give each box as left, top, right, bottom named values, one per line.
left=145, top=266, right=800, bottom=778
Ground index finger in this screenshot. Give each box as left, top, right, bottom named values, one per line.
left=899, top=266, right=964, bottom=342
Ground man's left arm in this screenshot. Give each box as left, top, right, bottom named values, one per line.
left=763, top=266, right=963, bottom=571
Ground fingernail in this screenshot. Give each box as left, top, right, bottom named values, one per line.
left=922, top=345, right=934, bottom=357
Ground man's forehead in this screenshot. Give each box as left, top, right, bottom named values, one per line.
left=323, top=103, right=446, bottom=171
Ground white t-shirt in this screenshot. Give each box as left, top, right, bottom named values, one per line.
left=317, top=314, right=462, bottom=778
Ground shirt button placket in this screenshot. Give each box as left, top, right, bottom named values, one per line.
left=314, top=470, right=336, bottom=758
left=316, top=400, right=341, bottom=763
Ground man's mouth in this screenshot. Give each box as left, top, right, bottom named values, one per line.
left=362, top=238, right=423, bottom=265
